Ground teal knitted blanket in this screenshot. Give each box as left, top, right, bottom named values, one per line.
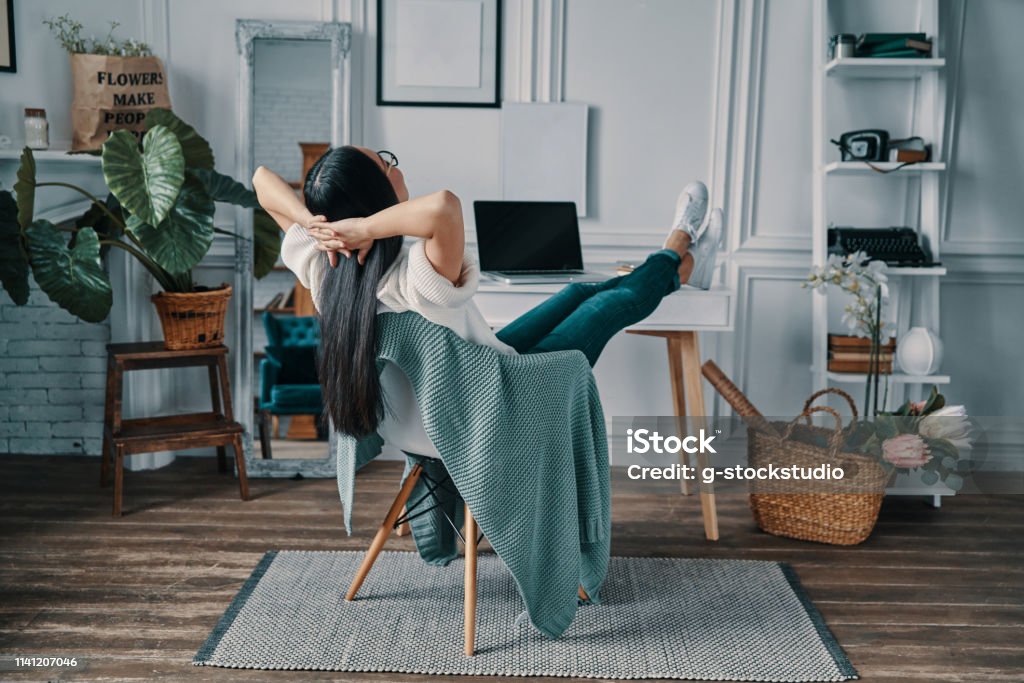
left=335, top=311, right=611, bottom=639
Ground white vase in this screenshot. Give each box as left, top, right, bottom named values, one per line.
left=896, top=327, right=943, bottom=375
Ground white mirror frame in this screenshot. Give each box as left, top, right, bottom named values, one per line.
left=234, top=19, right=352, bottom=477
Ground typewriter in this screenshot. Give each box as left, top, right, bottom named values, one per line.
left=827, top=227, right=940, bottom=267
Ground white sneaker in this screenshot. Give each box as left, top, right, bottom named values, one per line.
left=669, top=181, right=709, bottom=241
left=687, top=207, right=723, bottom=290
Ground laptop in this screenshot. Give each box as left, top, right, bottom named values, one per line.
left=473, top=200, right=605, bottom=284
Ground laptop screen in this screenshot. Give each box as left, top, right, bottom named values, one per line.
left=473, top=201, right=584, bottom=272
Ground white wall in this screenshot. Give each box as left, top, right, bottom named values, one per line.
left=0, top=0, right=145, bottom=147
left=3, top=0, right=1021, bottom=458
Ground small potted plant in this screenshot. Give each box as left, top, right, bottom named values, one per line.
left=43, top=14, right=169, bottom=150
left=804, top=251, right=893, bottom=415
left=0, top=108, right=280, bottom=349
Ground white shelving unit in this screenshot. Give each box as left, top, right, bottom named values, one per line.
left=811, top=0, right=954, bottom=503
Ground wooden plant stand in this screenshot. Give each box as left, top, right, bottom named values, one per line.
left=101, top=343, right=249, bottom=516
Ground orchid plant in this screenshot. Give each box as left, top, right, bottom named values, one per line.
left=804, top=251, right=893, bottom=415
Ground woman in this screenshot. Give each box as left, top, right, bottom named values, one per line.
left=253, top=146, right=722, bottom=451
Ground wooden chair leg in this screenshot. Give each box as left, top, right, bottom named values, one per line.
left=216, top=446, right=228, bottom=473
left=258, top=409, right=273, bottom=459
left=464, top=502, right=477, bottom=657
left=346, top=464, right=423, bottom=601
left=233, top=435, right=250, bottom=501
left=113, top=444, right=125, bottom=517
left=100, top=433, right=111, bottom=487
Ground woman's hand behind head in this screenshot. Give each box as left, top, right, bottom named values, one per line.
left=309, top=217, right=375, bottom=266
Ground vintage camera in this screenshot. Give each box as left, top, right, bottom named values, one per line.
left=832, top=129, right=889, bottom=162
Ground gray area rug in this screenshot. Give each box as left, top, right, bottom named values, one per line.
left=194, top=550, right=857, bottom=681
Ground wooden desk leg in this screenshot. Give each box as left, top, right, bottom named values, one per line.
left=208, top=363, right=227, bottom=473
left=665, top=336, right=692, bottom=496
left=678, top=331, right=719, bottom=541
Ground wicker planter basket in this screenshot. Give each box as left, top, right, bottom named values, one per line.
left=748, top=389, right=888, bottom=545
left=151, top=285, right=232, bottom=350
left=702, top=360, right=889, bottom=546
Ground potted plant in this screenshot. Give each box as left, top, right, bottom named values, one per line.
left=0, top=108, right=280, bottom=349
left=804, top=251, right=893, bottom=415
left=43, top=14, right=169, bottom=150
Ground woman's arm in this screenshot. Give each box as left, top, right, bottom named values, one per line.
left=310, top=190, right=464, bottom=283
left=252, top=166, right=324, bottom=232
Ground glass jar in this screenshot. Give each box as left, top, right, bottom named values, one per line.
left=828, top=34, right=857, bottom=60
left=24, top=109, right=50, bottom=150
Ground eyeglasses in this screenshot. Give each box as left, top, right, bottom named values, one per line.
left=377, top=150, right=398, bottom=176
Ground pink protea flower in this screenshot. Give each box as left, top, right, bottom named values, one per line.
left=882, top=433, right=932, bottom=468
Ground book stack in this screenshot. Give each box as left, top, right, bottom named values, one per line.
left=828, top=334, right=897, bottom=374
left=855, top=33, right=932, bottom=59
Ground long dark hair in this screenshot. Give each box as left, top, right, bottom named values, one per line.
left=304, top=146, right=403, bottom=437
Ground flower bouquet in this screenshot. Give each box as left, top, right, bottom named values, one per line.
left=845, top=387, right=973, bottom=491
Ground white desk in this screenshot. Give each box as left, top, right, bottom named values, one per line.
left=475, top=276, right=735, bottom=541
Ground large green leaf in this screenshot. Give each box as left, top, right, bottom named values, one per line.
left=191, top=168, right=260, bottom=208
left=253, top=209, right=282, bottom=278
left=26, top=221, right=112, bottom=322
left=102, top=127, right=185, bottom=226
left=126, top=179, right=214, bottom=273
left=14, top=147, right=36, bottom=229
left=145, top=108, right=215, bottom=170
left=72, top=194, right=124, bottom=256
left=0, top=191, right=30, bottom=305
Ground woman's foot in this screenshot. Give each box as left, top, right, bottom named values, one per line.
left=687, top=207, right=723, bottom=290
left=663, top=181, right=709, bottom=283
left=668, top=180, right=709, bottom=242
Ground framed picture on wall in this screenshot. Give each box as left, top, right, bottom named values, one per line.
left=0, top=0, right=15, bottom=73
left=377, top=0, right=501, bottom=107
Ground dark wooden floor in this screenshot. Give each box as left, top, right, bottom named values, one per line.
left=0, top=455, right=1021, bottom=683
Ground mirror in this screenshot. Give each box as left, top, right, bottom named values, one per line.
left=234, top=20, right=351, bottom=478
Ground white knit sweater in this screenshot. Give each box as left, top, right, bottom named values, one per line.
left=279, top=225, right=516, bottom=453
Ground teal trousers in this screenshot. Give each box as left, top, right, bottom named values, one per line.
left=495, top=249, right=682, bottom=366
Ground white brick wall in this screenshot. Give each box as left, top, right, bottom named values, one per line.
left=0, top=277, right=111, bottom=455
left=253, top=86, right=333, bottom=184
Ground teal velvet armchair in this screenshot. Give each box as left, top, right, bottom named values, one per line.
left=257, top=312, right=323, bottom=459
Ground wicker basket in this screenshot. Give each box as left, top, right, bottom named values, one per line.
left=151, top=285, right=232, bottom=350
left=748, top=389, right=888, bottom=545
left=701, top=360, right=889, bottom=546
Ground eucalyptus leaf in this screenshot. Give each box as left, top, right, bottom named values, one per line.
left=191, top=168, right=260, bottom=208
left=145, top=108, right=215, bottom=170
left=14, top=147, right=36, bottom=229
left=0, top=190, right=30, bottom=305
left=920, top=469, right=939, bottom=486
left=941, top=455, right=956, bottom=469
left=253, top=209, right=282, bottom=279
left=26, top=221, right=112, bottom=322
left=102, top=127, right=185, bottom=226
left=876, top=414, right=898, bottom=439
left=126, top=179, right=214, bottom=274
left=944, top=472, right=964, bottom=491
